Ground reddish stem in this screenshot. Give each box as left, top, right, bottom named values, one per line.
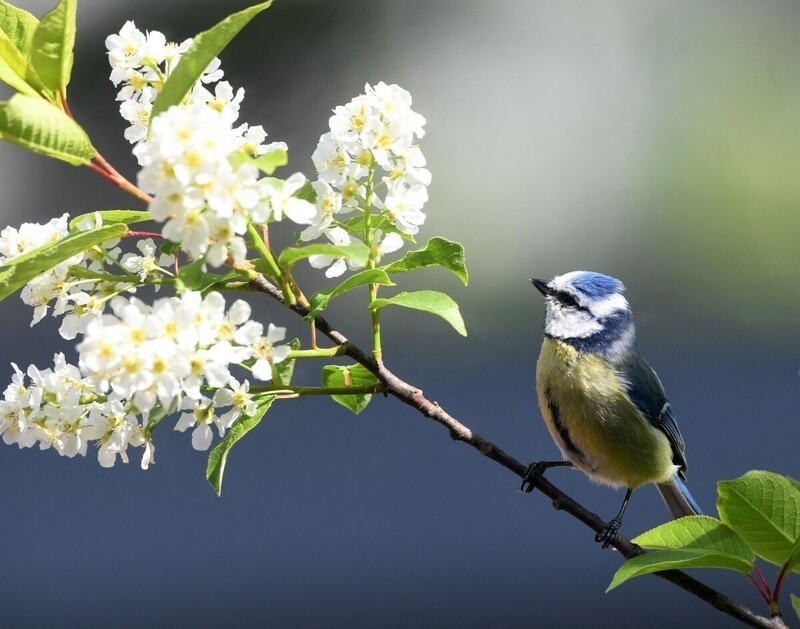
left=60, top=89, right=74, bottom=119
left=753, top=566, right=773, bottom=599
left=124, top=231, right=163, bottom=239
left=89, top=151, right=154, bottom=204
left=87, top=161, right=120, bottom=184
left=773, top=560, right=792, bottom=604
left=747, top=573, right=774, bottom=608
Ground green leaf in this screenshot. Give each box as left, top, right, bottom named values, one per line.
left=607, top=549, right=754, bottom=592
left=308, top=269, right=395, bottom=317
left=30, top=0, right=76, bottom=92
left=369, top=290, right=467, bottom=336
left=0, top=93, right=94, bottom=164
left=277, top=243, right=370, bottom=269
left=228, top=147, right=287, bottom=175
left=786, top=533, right=800, bottom=574
left=206, top=395, right=274, bottom=496
left=791, top=594, right=800, bottom=621
left=321, top=364, right=379, bottom=414
left=177, top=258, right=229, bottom=292
left=272, top=338, right=300, bottom=386
left=151, top=1, right=273, bottom=123
left=160, top=240, right=181, bottom=256
left=66, top=264, right=132, bottom=283
left=0, top=22, right=38, bottom=95
left=383, top=237, right=468, bottom=285
left=294, top=179, right=315, bottom=203
left=0, top=1, right=39, bottom=55
left=0, top=223, right=126, bottom=302
left=343, top=213, right=414, bottom=242
left=252, top=148, right=287, bottom=175
left=717, top=470, right=800, bottom=567
left=632, top=515, right=755, bottom=561
left=69, top=210, right=151, bottom=232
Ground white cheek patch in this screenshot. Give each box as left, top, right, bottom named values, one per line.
left=545, top=304, right=602, bottom=339
left=587, top=293, right=628, bottom=318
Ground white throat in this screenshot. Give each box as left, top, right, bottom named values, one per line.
left=544, top=302, right=602, bottom=339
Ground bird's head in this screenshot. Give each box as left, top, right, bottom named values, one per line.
left=531, top=271, right=635, bottom=354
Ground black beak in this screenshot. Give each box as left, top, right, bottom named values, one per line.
left=530, top=278, right=551, bottom=296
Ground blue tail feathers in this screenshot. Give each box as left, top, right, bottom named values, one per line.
left=656, top=475, right=702, bottom=519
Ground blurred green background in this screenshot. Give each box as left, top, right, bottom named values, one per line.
left=1, top=1, right=798, bottom=627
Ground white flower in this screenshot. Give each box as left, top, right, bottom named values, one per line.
left=250, top=324, right=289, bottom=381
left=263, top=173, right=316, bottom=225
left=140, top=29, right=167, bottom=66
left=141, top=439, right=156, bottom=470
left=374, top=230, right=404, bottom=259
left=213, top=378, right=257, bottom=428
left=163, top=38, right=191, bottom=73
left=120, top=96, right=153, bottom=143
left=329, top=93, right=378, bottom=147
left=299, top=180, right=345, bottom=242
left=0, top=213, right=70, bottom=262
left=194, top=80, right=244, bottom=124
left=308, top=227, right=359, bottom=278
left=236, top=124, right=277, bottom=156
left=175, top=396, right=224, bottom=451
left=388, top=145, right=431, bottom=186
left=199, top=56, right=224, bottom=84
left=162, top=209, right=211, bottom=260
left=106, top=21, right=147, bottom=83
left=368, top=81, right=426, bottom=139
left=312, top=132, right=362, bottom=186
left=89, top=398, right=145, bottom=468
left=383, top=182, right=428, bottom=235
left=58, top=292, right=105, bottom=340
left=0, top=364, right=37, bottom=449
left=121, top=238, right=174, bottom=281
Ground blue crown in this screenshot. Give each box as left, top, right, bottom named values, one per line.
left=569, top=272, right=625, bottom=301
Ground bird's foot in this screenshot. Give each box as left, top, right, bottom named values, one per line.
left=520, top=461, right=570, bottom=493
left=595, top=517, right=622, bottom=549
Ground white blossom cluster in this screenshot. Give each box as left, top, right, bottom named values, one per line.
left=0, top=213, right=76, bottom=326
left=107, top=21, right=319, bottom=267
left=0, top=291, right=289, bottom=468
left=0, top=214, right=174, bottom=333
left=133, top=103, right=317, bottom=265
left=106, top=19, right=272, bottom=152
left=305, top=82, right=431, bottom=277
left=134, top=105, right=265, bottom=265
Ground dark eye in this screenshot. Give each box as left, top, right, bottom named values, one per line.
left=555, top=290, right=581, bottom=309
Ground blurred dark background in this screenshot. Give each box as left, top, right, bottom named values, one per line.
left=1, top=1, right=799, bottom=627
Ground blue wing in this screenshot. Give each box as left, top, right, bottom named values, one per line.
left=615, top=349, right=688, bottom=478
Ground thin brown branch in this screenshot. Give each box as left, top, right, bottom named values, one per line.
left=249, top=272, right=787, bottom=629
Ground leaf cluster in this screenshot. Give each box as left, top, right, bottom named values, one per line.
left=610, top=471, right=800, bottom=619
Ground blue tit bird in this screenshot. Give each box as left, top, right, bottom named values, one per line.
left=521, top=271, right=701, bottom=547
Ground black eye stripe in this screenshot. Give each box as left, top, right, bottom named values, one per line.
left=554, top=290, right=589, bottom=312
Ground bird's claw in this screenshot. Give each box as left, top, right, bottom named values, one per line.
left=520, top=461, right=547, bottom=493
left=595, top=517, right=622, bottom=549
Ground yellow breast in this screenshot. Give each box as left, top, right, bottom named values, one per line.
left=535, top=338, right=676, bottom=488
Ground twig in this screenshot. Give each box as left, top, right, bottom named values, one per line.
left=249, top=271, right=787, bottom=629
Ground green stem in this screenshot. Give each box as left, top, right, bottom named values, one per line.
left=362, top=167, right=382, bottom=360
left=287, top=347, right=347, bottom=359
left=246, top=222, right=295, bottom=305
left=249, top=383, right=383, bottom=396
